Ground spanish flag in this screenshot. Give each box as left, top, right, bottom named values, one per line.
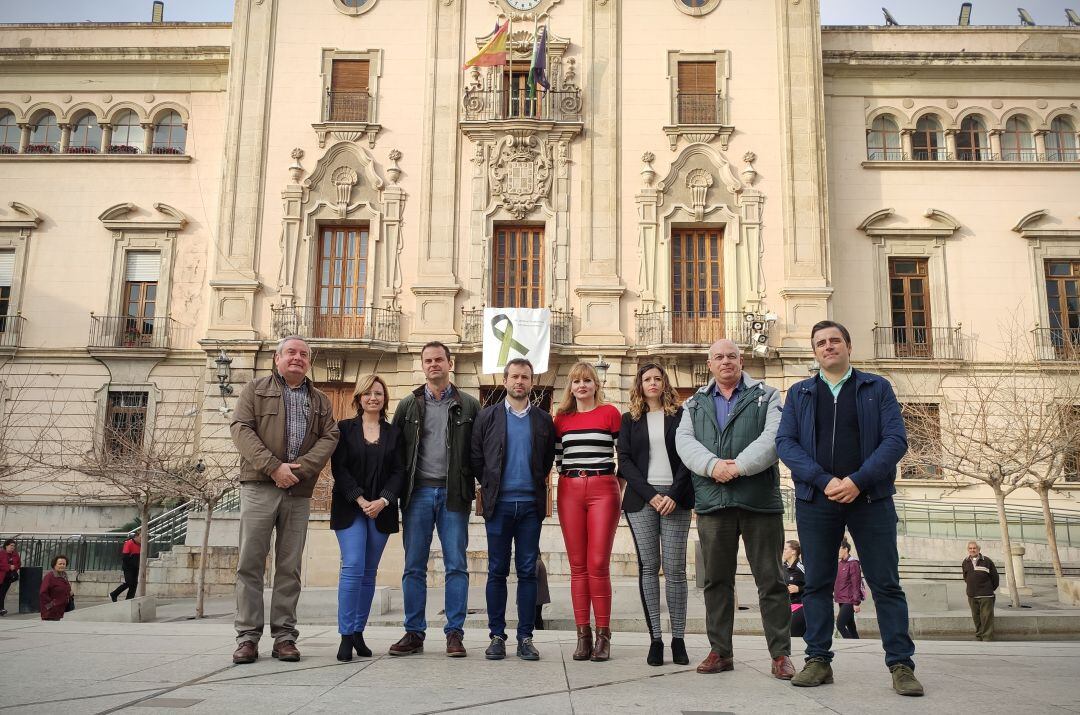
left=464, top=21, right=510, bottom=69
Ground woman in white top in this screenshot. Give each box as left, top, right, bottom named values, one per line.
left=616, top=363, right=694, bottom=666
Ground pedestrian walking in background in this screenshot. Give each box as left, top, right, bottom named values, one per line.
left=784, top=540, right=806, bottom=638
left=554, top=361, right=622, bottom=662
left=40, top=555, right=72, bottom=621
left=471, top=358, right=556, bottom=662
left=230, top=336, right=340, bottom=665
left=676, top=339, right=793, bottom=680
left=389, top=342, right=480, bottom=659
left=330, top=374, right=405, bottom=662
left=834, top=539, right=863, bottom=639
left=110, top=534, right=141, bottom=602
left=0, top=539, right=21, bottom=616
left=962, top=541, right=999, bottom=641
left=617, top=362, right=694, bottom=666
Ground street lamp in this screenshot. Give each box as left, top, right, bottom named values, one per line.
left=593, top=354, right=610, bottom=386
left=215, top=349, right=234, bottom=398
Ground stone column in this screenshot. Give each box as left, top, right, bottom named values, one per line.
left=58, top=124, right=71, bottom=154
left=989, top=129, right=1003, bottom=160
left=1034, top=130, right=1048, bottom=160
left=775, top=0, right=832, bottom=353
left=1001, top=544, right=1034, bottom=597
left=900, top=128, right=914, bottom=160
left=411, top=0, right=465, bottom=341
left=100, top=123, right=113, bottom=153
left=575, top=0, right=625, bottom=345
left=206, top=0, right=278, bottom=340
left=944, top=129, right=958, bottom=160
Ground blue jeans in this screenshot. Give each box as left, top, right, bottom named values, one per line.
left=485, top=499, right=542, bottom=642
left=795, top=494, right=915, bottom=669
left=335, top=513, right=390, bottom=635
left=402, top=486, right=470, bottom=635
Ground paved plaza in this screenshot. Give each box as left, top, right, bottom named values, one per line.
left=0, top=619, right=1078, bottom=714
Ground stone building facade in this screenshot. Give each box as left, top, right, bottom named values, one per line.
left=0, top=0, right=1078, bottom=531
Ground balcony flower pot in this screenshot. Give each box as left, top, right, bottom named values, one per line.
left=26, top=144, right=56, bottom=154
left=67, top=146, right=99, bottom=155
left=150, top=146, right=184, bottom=155
left=0, top=145, right=17, bottom=155
left=107, top=144, right=140, bottom=154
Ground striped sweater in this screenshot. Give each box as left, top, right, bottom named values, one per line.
left=554, top=404, right=621, bottom=474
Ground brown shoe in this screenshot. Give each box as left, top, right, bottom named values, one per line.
left=271, top=640, right=300, bottom=662
left=446, top=631, right=467, bottom=658
left=232, top=641, right=258, bottom=665
left=591, top=627, right=611, bottom=662
left=696, top=651, right=734, bottom=674
left=771, top=655, right=795, bottom=680
left=573, top=625, right=593, bottom=661
left=388, top=631, right=425, bottom=656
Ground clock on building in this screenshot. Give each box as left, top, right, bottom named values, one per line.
left=505, top=0, right=543, bottom=9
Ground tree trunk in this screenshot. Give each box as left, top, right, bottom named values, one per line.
left=994, top=488, right=1022, bottom=608
left=137, top=502, right=150, bottom=598
left=1036, top=484, right=1065, bottom=588
left=195, top=498, right=215, bottom=619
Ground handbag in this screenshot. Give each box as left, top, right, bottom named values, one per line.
left=66, top=596, right=75, bottom=612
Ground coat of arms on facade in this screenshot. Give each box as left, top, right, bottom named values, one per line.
left=489, top=132, right=553, bottom=219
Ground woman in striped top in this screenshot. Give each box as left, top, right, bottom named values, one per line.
left=554, top=361, right=622, bottom=662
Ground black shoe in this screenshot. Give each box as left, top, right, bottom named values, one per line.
left=517, top=637, right=540, bottom=661
left=352, top=632, right=372, bottom=658
left=485, top=635, right=507, bottom=660
left=647, top=639, right=664, bottom=666
left=671, top=637, right=689, bottom=665
left=0, top=609, right=7, bottom=617
left=110, top=593, right=118, bottom=603
left=336, top=635, right=353, bottom=662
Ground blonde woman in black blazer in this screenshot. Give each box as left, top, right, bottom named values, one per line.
left=617, top=363, right=694, bottom=666
left=330, top=374, right=404, bottom=662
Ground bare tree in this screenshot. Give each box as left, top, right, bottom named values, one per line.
left=1026, top=394, right=1080, bottom=589
left=900, top=325, right=1080, bottom=607
left=0, top=373, right=67, bottom=500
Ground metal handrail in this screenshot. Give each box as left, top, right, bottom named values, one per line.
left=461, top=88, right=583, bottom=122
left=636, top=309, right=751, bottom=347
left=0, top=314, right=25, bottom=349
left=88, top=314, right=176, bottom=350
left=270, top=304, right=401, bottom=342
left=872, top=325, right=966, bottom=360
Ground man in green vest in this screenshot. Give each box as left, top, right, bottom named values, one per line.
left=676, top=338, right=793, bottom=680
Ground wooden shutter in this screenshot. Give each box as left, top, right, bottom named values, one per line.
left=0, top=251, right=14, bottom=287
left=492, top=225, right=544, bottom=308
left=331, top=60, right=370, bottom=92
left=124, top=251, right=161, bottom=282
left=670, top=228, right=724, bottom=343
left=888, top=258, right=932, bottom=357
left=677, top=62, right=716, bottom=95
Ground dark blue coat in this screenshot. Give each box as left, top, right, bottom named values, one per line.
left=776, top=369, right=907, bottom=502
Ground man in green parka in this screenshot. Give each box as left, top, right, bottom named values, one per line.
left=675, top=338, right=793, bottom=680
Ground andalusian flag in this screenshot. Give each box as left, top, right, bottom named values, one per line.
left=464, top=21, right=510, bottom=69
left=527, top=25, right=550, bottom=93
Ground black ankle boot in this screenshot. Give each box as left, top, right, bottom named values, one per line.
left=337, top=635, right=354, bottom=662
left=352, top=632, right=372, bottom=658
left=671, top=637, right=689, bottom=665
left=647, top=638, right=664, bottom=666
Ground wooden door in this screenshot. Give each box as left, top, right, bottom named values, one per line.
left=310, top=383, right=356, bottom=512
left=671, top=228, right=724, bottom=343
left=888, top=258, right=932, bottom=358
left=314, top=226, right=369, bottom=339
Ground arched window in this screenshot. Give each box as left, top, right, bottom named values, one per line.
left=911, top=115, right=944, bottom=161
left=28, top=112, right=60, bottom=154
left=955, top=115, right=989, bottom=161
left=68, top=113, right=102, bottom=154
left=0, top=112, right=19, bottom=154
left=1001, top=115, right=1036, bottom=162
left=109, top=110, right=145, bottom=154
left=151, top=111, right=186, bottom=154
left=1046, top=116, right=1078, bottom=162
left=867, top=114, right=902, bottom=160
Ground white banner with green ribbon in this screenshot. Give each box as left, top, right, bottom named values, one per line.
left=482, top=307, right=551, bottom=375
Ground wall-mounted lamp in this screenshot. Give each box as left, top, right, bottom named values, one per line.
left=593, top=354, right=610, bottom=386
left=194, top=459, right=206, bottom=474
left=215, top=349, right=234, bottom=398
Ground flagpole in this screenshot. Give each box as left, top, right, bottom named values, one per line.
left=507, top=13, right=513, bottom=117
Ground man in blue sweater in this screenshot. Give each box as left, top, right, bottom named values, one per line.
left=776, top=321, right=923, bottom=697
left=470, top=358, right=556, bottom=661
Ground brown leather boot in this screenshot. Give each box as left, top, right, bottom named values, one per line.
left=591, top=627, right=611, bottom=662
left=573, top=625, right=593, bottom=661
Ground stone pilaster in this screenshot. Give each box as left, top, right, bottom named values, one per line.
left=576, top=0, right=624, bottom=344
left=411, top=0, right=464, bottom=340
left=206, top=0, right=277, bottom=340
left=776, top=0, right=831, bottom=349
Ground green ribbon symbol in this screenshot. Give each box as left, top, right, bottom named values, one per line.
left=491, top=313, right=531, bottom=364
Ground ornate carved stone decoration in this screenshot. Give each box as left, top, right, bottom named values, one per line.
left=741, top=151, right=757, bottom=186
left=386, top=149, right=402, bottom=184
left=641, top=151, right=657, bottom=187
left=289, top=148, right=305, bottom=183
left=686, top=168, right=714, bottom=221
left=331, top=166, right=359, bottom=215
left=489, top=132, right=553, bottom=219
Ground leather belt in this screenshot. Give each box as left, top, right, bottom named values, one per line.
left=560, top=469, right=612, bottom=478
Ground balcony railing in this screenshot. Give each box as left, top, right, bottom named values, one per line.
left=461, top=89, right=583, bottom=122
left=872, top=325, right=965, bottom=360
left=325, top=90, right=371, bottom=123
left=1033, top=327, right=1080, bottom=361
left=461, top=308, right=573, bottom=345
left=0, top=314, right=26, bottom=349
left=867, top=149, right=1080, bottom=164
left=271, top=304, right=401, bottom=342
left=676, top=92, right=722, bottom=125
left=88, top=314, right=175, bottom=350
left=636, top=310, right=750, bottom=347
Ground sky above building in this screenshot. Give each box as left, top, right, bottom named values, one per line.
left=0, top=0, right=1075, bottom=25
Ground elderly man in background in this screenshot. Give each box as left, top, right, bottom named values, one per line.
left=230, top=336, right=339, bottom=664
left=962, top=541, right=999, bottom=641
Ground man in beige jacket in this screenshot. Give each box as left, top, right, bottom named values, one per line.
left=230, top=336, right=339, bottom=664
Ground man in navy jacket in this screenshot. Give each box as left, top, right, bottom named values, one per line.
left=776, top=320, right=923, bottom=697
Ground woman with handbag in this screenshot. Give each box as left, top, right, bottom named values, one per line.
left=617, top=363, right=694, bottom=666
left=554, top=361, right=622, bottom=662
left=0, top=539, right=21, bottom=616
left=40, top=554, right=72, bottom=621
left=330, top=374, right=405, bottom=661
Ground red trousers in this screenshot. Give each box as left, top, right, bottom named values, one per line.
left=557, top=474, right=621, bottom=627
